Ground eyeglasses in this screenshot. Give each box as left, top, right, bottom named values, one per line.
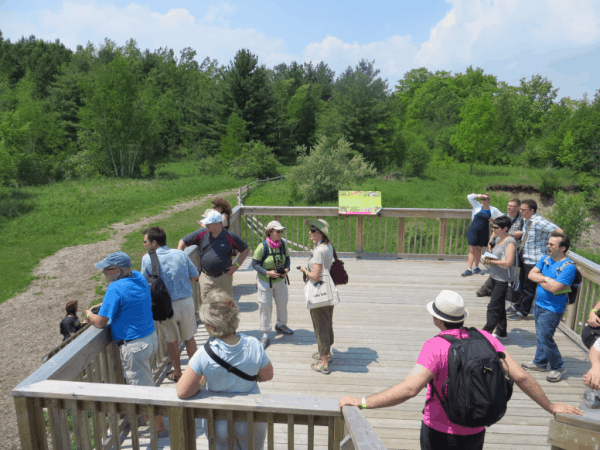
left=519, top=207, right=530, bottom=212
left=482, top=198, right=490, bottom=201
left=143, top=240, right=149, bottom=244
left=272, top=230, right=283, bottom=234
left=102, top=267, right=120, bottom=273
left=507, top=204, right=518, bottom=208
left=309, top=227, right=319, bottom=233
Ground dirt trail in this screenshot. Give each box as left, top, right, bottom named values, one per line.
left=0, top=189, right=237, bottom=450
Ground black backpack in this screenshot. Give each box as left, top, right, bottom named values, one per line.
left=542, top=256, right=582, bottom=305
left=146, top=251, right=174, bottom=322
left=260, top=239, right=286, bottom=266
left=428, top=328, right=513, bottom=428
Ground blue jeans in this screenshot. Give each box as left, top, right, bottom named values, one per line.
left=533, top=305, right=564, bottom=371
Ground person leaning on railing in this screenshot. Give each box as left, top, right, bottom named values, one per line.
left=85, top=252, right=168, bottom=437
left=211, top=197, right=232, bottom=230
left=298, top=219, right=335, bottom=375
left=251, top=220, right=293, bottom=350
left=339, top=290, right=583, bottom=450
left=177, top=294, right=274, bottom=450
left=60, top=300, right=83, bottom=341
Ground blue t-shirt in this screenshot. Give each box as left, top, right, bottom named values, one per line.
left=535, top=256, right=577, bottom=314
left=189, top=333, right=270, bottom=394
left=98, top=271, right=155, bottom=342
left=141, top=246, right=199, bottom=301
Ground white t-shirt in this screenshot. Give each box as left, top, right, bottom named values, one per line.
left=308, top=243, right=334, bottom=273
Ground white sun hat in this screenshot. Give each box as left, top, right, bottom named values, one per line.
left=426, top=290, right=469, bottom=323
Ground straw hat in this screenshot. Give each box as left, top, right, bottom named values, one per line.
left=426, top=290, right=469, bottom=323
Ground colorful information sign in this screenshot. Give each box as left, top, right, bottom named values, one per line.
left=338, top=191, right=382, bottom=215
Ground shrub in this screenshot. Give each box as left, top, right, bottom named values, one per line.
left=289, top=136, right=377, bottom=203
left=538, top=166, right=561, bottom=197
left=548, top=191, right=591, bottom=245
left=229, top=140, right=279, bottom=180
left=402, top=131, right=431, bottom=177
left=198, top=156, right=225, bottom=176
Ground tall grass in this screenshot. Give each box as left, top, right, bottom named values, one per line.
left=0, top=161, right=240, bottom=304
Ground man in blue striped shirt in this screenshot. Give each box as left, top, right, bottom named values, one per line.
left=508, top=199, right=563, bottom=320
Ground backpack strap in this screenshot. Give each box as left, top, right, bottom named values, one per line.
left=224, top=233, right=241, bottom=254
left=556, top=259, right=575, bottom=276
left=203, top=340, right=257, bottom=381
left=148, top=251, right=160, bottom=279
left=260, top=241, right=270, bottom=266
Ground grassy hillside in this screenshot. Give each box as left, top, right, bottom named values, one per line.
left=0, top=161, right=240, bottom=304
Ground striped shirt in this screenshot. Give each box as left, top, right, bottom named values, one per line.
left=521, top=214, right=559, bottom=265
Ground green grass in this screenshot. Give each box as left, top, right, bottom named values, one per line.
left=244, top=162, right=584, bottom=209
left=0, top=160, right=241, bottom=304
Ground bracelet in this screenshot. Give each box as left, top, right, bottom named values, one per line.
left=86, top=311, right=91, bottom=319
left=362, top=398, right=367, bottom=410
left=235, top=262, right=241, bottom=267
left=592, top=309, right=598, bottom=313
left=544, top=277, right=549, bottom=282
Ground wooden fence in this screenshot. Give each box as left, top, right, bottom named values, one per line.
left=229, top=206, right=472, bottom=259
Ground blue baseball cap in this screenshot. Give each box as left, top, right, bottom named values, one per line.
left=95, top=252, right=132, bottom=269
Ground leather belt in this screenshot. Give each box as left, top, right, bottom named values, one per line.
left=116, top=338, right=136, bottom=347
left=202, top=269, right=227, bottom=278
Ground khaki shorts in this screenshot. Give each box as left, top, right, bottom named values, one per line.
left=200, top=271, right=233, bottom=304
left=160, top=296, right=197, bottom=343
left=119, top=331, right=158, bottom=387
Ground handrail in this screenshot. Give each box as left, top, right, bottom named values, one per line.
left=237, top=175, right=284, bottom=206
left=42, top=321, right=92, bottom=362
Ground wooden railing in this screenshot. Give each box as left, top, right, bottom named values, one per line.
left=560, top=251, right=600, bottom=350
left=229, top=206, right=472, bottom=259
left=237, top=175, right=284, bottom=206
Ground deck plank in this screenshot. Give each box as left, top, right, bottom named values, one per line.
left=124, top=258, right=589, bottom=450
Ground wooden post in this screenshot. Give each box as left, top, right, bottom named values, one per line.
left=14, top=397, right=44, bottom=450
left=356, top=216, right=364, bottom=257
left=333, top=417, right=345, bottom=450
left=437, top=218, right=448, bottom=257
left=396, top=218, right=405, bottom=256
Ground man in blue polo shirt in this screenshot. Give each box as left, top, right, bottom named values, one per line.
left=178, top=210, right=249, bottom=304
left=85, top=251, right=167, bottom=436
left=521, top=231, right=576, bottom=383
left=141, top=226, right=199, bottom=382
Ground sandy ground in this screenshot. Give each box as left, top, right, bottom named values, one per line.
left=0, top=189, right=236, bottom=450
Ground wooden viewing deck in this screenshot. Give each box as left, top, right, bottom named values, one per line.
left=123, top=256, right=589, bottom=450
left=14, top=204, right=600, bottom=450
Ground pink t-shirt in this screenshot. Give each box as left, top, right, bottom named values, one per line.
left=416, top=328, right=505, bottom=435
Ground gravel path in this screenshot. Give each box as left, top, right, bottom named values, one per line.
left=0, top=189, right=236, bottom=450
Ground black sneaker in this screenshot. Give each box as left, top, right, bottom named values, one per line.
left=508, top=312, right=526, bottom=321
left=506, top=305, right=517, bottom=314
left=275, top=324, right=294, bottom=335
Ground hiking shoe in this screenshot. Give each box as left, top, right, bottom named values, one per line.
left=311, top=362, right=331, bottom=374
left=521, top=361, right=547, bottom=372
left=260, top=336, right=270, bottom=350
left=508, top=312, right=526, bottom=321
left=492, top=333, right=507, bottom=341
left=275, top=324, right=294, bottom=335
left=473, top=267, right=483, bottom=275
left=461, top=269, right=473, bottom=277
left=506, top=305, right=517, bottom=314
left=547, top=368, right=566, bottom=382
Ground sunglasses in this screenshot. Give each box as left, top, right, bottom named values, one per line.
left=309, top=227, right=319, bottom=233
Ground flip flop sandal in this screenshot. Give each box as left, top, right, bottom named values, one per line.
left=312, top=352, right=333, bottom=361
left=311, top=362, right=331, bottom=374
left=167, top=371, right=181, bottom=382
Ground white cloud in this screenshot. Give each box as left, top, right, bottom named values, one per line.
left=0, top=1, right=293, bottom=66
left=300, top=0, right=600, bottom=96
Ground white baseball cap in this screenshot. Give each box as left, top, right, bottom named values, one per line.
left=427, top=290, right=469, bottom=323
left=200, top=210, right=223, bottom=225
left=266, top=220, right=285, bottom=230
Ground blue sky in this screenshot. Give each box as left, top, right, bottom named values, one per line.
left=1, top=0, right=599, bottom=100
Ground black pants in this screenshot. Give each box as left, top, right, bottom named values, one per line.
left=477, top=276, right=494, bottom=295
left=515, top=263, right=536, bottom=317
left=420, top=422, right=485, bottom=450
left=482, top=278, right=509, bottom=337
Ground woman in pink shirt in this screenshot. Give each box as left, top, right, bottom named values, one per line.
left=339, top=290, right=582, bottom=450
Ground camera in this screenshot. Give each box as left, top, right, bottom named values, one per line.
left=275, top=266, right=286, bottom=275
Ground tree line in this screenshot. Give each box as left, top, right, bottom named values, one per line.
left=1, top=32, right=599, bottom=187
